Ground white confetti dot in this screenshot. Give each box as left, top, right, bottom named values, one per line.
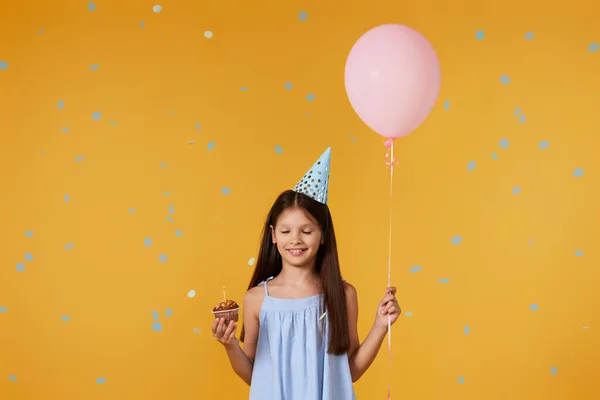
left=153, top=5, right=162, bottom=13
left=248, top=257, right=255, bottom=266
left=187, top=290, right=196, bottom=298
left=204, top=30, right=213, bottom=39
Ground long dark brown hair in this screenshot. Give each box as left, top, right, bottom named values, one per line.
left=240, top=190, right=350, bottom=355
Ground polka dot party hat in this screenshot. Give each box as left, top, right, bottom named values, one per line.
left=293, top=147, right=331, bottom=204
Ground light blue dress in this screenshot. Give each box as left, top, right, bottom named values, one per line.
left=249, top=277, right=356, bottom=400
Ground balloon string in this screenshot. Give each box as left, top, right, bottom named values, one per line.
left=384, top=139, right=396, bottom=399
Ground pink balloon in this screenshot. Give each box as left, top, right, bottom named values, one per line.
left=345, top=24, right=441, bottom=139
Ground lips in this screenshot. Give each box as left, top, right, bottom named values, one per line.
left=287, top=249, right=307, bottom=256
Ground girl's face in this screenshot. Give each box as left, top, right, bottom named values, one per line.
left=271, top=207, right=323, bottom=269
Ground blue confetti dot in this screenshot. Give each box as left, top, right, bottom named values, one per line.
left=128, top=208, right=136, bottom=213
left=152, top=310, right=159, bottom=321
left=195, top=122, right=201, bottom=131
left=160, top=162, right=167, bottom=168
left=204, top=30, right=213, bottom=39
left=38, top=28, right=44, bottom=36
left=530, top=304, right=539, bottom=311
left=467, top=161, right=476, bottom=171
left=165, top=308, right=173, bottom=318
left=530, top=237, right=533, bottom=247
left=193, top=327, right=201, bottom=334
left=349, top=135, right=356, bottom=142
left=451, top=236, right=463, bottom=245
left=62, top=127, right=70, bottom=133
left=140, top=21, right=145, bottom=28
left=24, top=253, right=33, bottom=261
left=475, top=30, right=484, bottom=40
left=514, top=107, right=521, bottom=116
left=175, top=230, right=183, bottom=237
left=75, top=156, right=84, bottom=162
left=409, top=265, right=422, bottom=273
left=16, top=262, right=25, bottom=272
left=152, top=322, right=162, bottom=332
left=285, top=82, right=292, bottom=90
left=439, top=278, right=450, bottom=283
left=464, top=325, right=470, bottom=335
left=512, top=186, right=522, bottom=195
left=57, top=100, right=65, bottom=110
left=109, top=120, right=116, bottom=126
left=153, top=4, right=162, bottom=13
left=88, top=2, right=96, bottom=11
left=500, top=75, right=511, bottom=84
left=158, top=254, right=168, bottom=263
left=61, top=315, right=70, bottom=321
left=168, top=205, right=174, bottom=214
left=221, top=187, right=231, bottom=195
left=574, top=250, right=583, bottom=257
left=519, top=114, right=526, bottom=124
left=90, top=64, right=99, bottom=71
left=164, top=191, right=170, bottom=196
left=8, top=374, right=17, bottom=382
left=500, top=138, right=509, bottom=149
left=275, top=145, right=283, bottom=154
left=458, top=376, right=465, bottom=384
left=144, top=238, right=152, bottom=247
left=539, top=140, right=549, bottom=149
left=240, top=87, right=248, bottom=91
left=573, top=168, right=584, bottom=178
left=550, top=366, right=558, bottom=375
left=589, top=43, right=599, bottom=52
left=306, top=93, right=315, bottom=101
left=207, top=141, right=215, bottom=150
left=92, top=111, right=101, bottom=120
left=166, top=216, right=174, bottom=222
left=444, top=100, right=450, bottom=110
left=96, top=377, right=106, bottom=384
left=405, top=311, right=413, bottom=316
left=64, top=194, right=70, bottom=202
left=525, top=32, right=534, bottom=40
left=65, top=243, right=74, bottom=250
left=299, top=11, right=308, bottom=21
left=492, top=152, right=498, bottom=160
left=0, top=306, right=8, bottom=312
left=0, top=61, right=8, bottom=71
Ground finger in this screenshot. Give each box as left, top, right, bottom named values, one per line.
left=227, top=324, right=238, bottom=342
left=211, top=318, right=219, bottom=333
left=224, top=320, right=235, bottom=337
left=379, top=294, right=394, bottom=307
left=386, top=286, right=397, bottom=295
left=216, top=318, right=226, bottom=337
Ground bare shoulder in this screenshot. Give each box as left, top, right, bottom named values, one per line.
left=243, top=285, right=266, bottom=315
left=343, top=281, right=358, bottom=300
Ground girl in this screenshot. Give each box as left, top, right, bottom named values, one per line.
left=212, top=148, right=400, bottom=399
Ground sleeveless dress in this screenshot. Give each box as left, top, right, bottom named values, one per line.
left=249, top=277, right=356, bottom=400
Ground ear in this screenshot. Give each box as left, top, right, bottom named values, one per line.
left=270, top=225, right=276, bottom=244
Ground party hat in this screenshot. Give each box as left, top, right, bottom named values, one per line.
left=293, top=147, right=331, bottom=204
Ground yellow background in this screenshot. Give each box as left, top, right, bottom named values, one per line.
left=1, top=0, right=599, bottom=399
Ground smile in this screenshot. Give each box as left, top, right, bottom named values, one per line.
left=287, top=249, right=307, bottom=256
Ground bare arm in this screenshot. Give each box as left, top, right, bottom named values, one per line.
left=346, top=284, right=400, bottom=382
left=212, top=287, right=263, bottom=386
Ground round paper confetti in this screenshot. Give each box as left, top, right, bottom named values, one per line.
left=285, top=82, right=292, bottom=90
left=96, top=377, right=106, bottom=384
left=165, top=308, right=173, bottom=317
left=0, top=307, right=8, bottom=312
left=57, top=100, right=65, bottom=110
left=204, top=30, right=213, bottom=39
left=409, top=266, right=422, bottom=273
left=90, top=64, right=99, bottom=71
left=467, top=161, right=476, bottom=171
left=144, top=238, right=152, bottom=247
left=187, top=290, right=196, bottom=298
left=525, top=32, right=534, bottom=40
left=530, top=304, right=539, bottom=311
left=248, top=257, right=255, bottom=266
left=61, top=315, right=70, bottom=321
left=65, top=243, right=74, bottom=250
left=306, top=94, right=315, bottom=101
left=299, top=11, right=308, bottom=21
left=475, top=30, right=484, bottom=40
left=158, top=254, right=168, bottom=263
left=573, top=168, right=584, bottom=178
left=24, top=253, right=33, bottom=261
left=275, top=145, right=283, bottom=154
left=574, top=250, right=583, bottom=257
left=152, top=321, right=162, bottom=332
left=550, top=366, right=558, bottom=375
left=451, top=236, right=463, bottom=245
left=175, top=230, right=183, bottom=237
left=207, top=142, right=215, bottom=150
left=25, top=231, right=34, bottom=237
left=458, top=376, right=465, bottom=384
left=513, top=186, right=522, bottom=195
left=444, top=100, right=450, bottom=110
left=464, top=325, right=470, bottom=335
left=92, top=112, right=102, bottom=120
left=193, top=327, right=201, bottom=334
left=221, top=187, right=231, bottom=195
left=153, top=5, right=162, bottom=13
left=500, top=138, right=509, bottom=148
left=8, top=375, right=17, bottom=382
left=0, top=61, right=8, bottom=71
left=500, top=75, right=511, bottom=84
left=589, top=43, right=599, bottom=52
left=539, top=140, right=549, bottom=149
left=16, top=262, right=25, bottom=272
left=88, top=2, right=96, bottom=12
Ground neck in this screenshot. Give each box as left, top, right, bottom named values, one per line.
left=278, top=262, right=319, bottom=286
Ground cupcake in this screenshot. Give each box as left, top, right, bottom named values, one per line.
left=212, top=298, right=240, bottom=324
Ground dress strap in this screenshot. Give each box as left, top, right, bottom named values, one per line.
left=258, top=276, right=274, bottom=296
